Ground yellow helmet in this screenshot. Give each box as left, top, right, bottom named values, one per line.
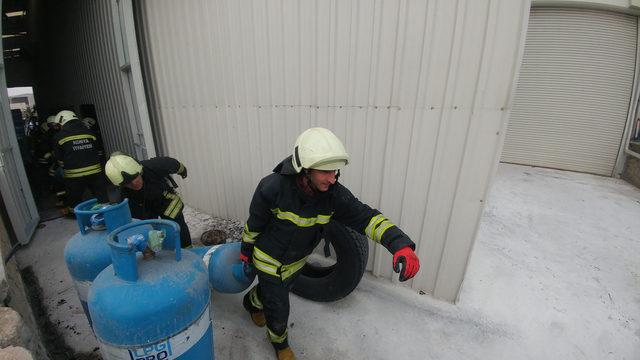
left=105, top=153, right=143, bottom=186
left=291, top=127, right=349, bottom=173
left=55, top=110, right=78, bottom=126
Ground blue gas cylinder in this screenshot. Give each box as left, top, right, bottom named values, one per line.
left=202, top=242, right=255, bottom=293
left=89, top=220, right=213, bottom=359
left=64, top=198, right=132, bottom=324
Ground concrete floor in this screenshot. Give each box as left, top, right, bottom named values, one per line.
left=14, top=164, right=640, bottom=359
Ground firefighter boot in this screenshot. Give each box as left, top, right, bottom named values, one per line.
left=276, top=347, right=296, bottom=360
left=251, top=311, right=266, bottom=327
left=243, top=288, right=266, bottom=327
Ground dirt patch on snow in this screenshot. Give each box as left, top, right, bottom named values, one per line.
left=20, top=267, right=101, bottom=360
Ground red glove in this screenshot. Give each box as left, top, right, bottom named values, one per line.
left=239, top=252, right=255, bottom=277
left=393, top=246, right=420, bottom=282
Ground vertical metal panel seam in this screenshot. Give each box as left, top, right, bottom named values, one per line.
left=330, top=0, right=338, bottom=108
left=423, top=0, right=464, bottom=289
left=433, top=0, right=472, bottom=293
left=201, top=0, right=223, bottom=213
left=222, top=0, right=241, bottom=217
left=144, top=1, right=168, bottom=155
left=178, top=0, right=196, bottom=203
left=400, top=0, right=432, bottom=228
left=213, top=0, right=233, bottom=217
left=436, top=0, right=495, bottom=297
left=248, top=0, right=266, bottom=174
left=101, top=0, right=130, bottom=153
left=135, top=1, right=165, bottom=155
left=358, top=0, right=379, bottom=193
left=98, top=0, right=122, bottom=150
left=234, top=0, right=252, bottom=206
left=75, top=4, right=90, bottom=107
left=410, top=1, right=438, bottom=251
left=165, top=2, right=186, bottom=164
left=417, top=0, right=449, bottom=242
left=111, top=0, right=139, bottom=155
left=158, top=3, right=177, bottom=158
left=93, top=1, right=118, bottom=149
left=389, top=0, right=408, bottom=217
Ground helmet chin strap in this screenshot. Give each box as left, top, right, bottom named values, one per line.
left=303, top=169, right=320, bottom=194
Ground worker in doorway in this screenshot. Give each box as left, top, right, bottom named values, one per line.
left=240, top=127, right=421, bottom=360
left=105, top=153, right=192, bottom=248
left=44, top=115, right=67, bottom=207
left=27, top=116, right=57, bottom=200
left=38, top=115, right=59, bottom=169
left=52, top=110, right=108, bottom=216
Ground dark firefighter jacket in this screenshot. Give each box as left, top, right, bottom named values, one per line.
left=52, top=120, right=102, bottom=178
left=241, top=155, right=415, bottom=282
left=121, top=157, right=187, bottom=220
left=33, top=129, right=54, bottom=167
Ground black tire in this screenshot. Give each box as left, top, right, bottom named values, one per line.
left=291, top=221, right=368, bottom=302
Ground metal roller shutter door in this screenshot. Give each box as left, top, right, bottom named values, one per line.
left=502, top=8, right=637, bottom=176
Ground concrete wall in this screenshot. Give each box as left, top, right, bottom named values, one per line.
left=622, top=143, right=640, bottom=188
left=0, top=216, right=49, bottom=359
left=622, top=155, right=640, bottom=188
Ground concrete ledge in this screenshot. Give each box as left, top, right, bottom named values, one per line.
left=622, top=154, right=640, bottom=189
left=0, top=346, right=34, bottom=360
left=0, top=307, right=32, bottom=350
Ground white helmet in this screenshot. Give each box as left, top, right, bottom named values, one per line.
left=83, top=117, right=96, bottom=129
left=56, top=110, right=78, bottom=126
left=46, top=115, right=57, bottom=124
left=105, top=153, right=143, bottom=186
left=291, top=127, right=349, bottom=173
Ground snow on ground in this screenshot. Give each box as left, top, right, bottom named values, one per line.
left=15, top=163, right=640, bottom=359
left=459, top=164, right=640, bottom=360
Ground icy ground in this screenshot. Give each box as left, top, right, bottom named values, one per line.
left=15, top=164, right=640, bottom=359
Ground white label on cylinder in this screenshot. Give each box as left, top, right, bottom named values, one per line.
left=74, top=280, right=92, bottom=302
left=99, top=304, right=211, bottom=360
left=202, top=244, right=222, bottom=268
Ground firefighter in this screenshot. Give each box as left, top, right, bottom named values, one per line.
left=240, top=127, right=421, bottom=360
left=105, top=153, right=192, bottom=248
left=52, top=110, right=108, bottom=215
left=44, top=115, right=67, bottom=207
left=36, top=116, right=58, bottom=170
left=28, top=116, right=55, bottom=199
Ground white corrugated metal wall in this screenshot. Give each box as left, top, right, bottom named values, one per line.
left=136, top=0, right=530, bottom=301
left=34, top=0, right=138, bottom=156
left=502, top=7, right=637, bottom=176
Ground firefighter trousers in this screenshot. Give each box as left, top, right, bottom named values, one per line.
left=244, top=274, right=299, bottom=350
left=160, top=210, right=192, bottom=248
left=64, top=173, right=109, bottom=211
